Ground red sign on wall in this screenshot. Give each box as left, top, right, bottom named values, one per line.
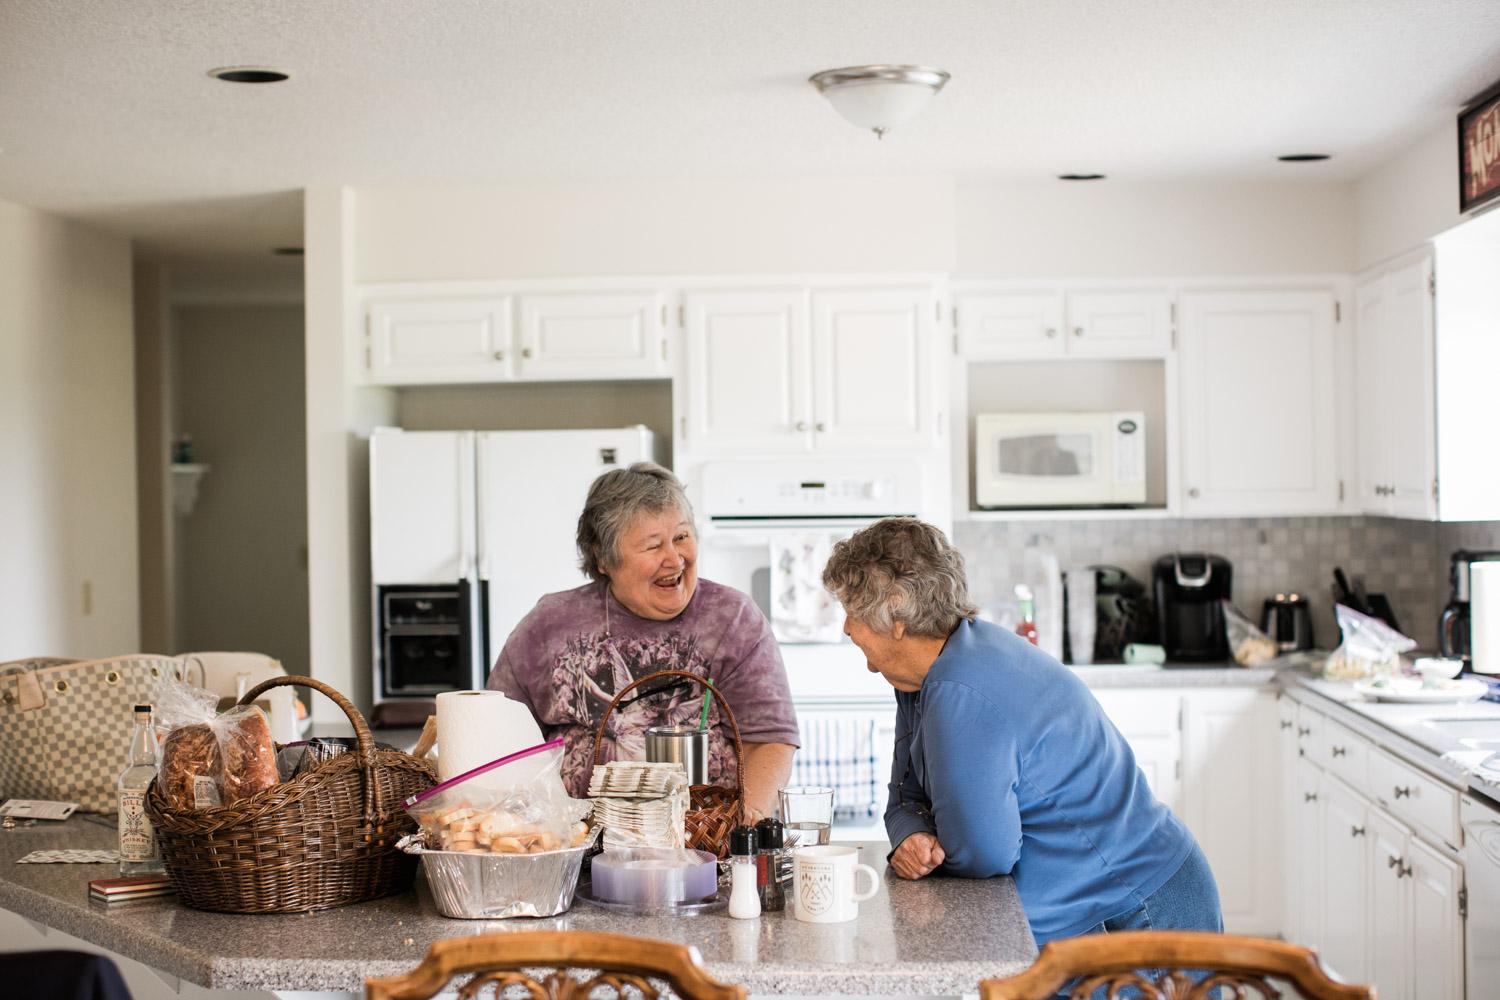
left=1460, top=79, right=1500, bottom=214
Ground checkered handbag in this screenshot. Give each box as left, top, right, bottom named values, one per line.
left=0, top=655, right=187, bottom=813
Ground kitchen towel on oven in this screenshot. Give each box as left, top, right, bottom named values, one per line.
left=770, top=532, right=846, bottom=643
left=791, top=713, right=883, bottom=819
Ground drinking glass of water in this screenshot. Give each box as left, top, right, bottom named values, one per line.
left=779, top=785, right=834, bottom=848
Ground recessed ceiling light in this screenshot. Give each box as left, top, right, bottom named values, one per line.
left=208, top=66, right=291, bottom=84
left=1277, top=153, right=1332, bottom=162
left=1058, top=173, right=1106, bottom=181
left=271, top=247, right=304, bottom=256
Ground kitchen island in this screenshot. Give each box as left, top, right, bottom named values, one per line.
left=0, top=819, right=1036, bottom=998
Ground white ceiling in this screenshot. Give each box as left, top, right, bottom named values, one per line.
left=3, top=0, right=1499, bottom=276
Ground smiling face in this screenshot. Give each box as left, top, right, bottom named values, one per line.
left=604, top=508, right=698, bottom=621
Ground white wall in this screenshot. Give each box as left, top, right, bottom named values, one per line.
left=1354, top=120, right=1464, bottom=271
left=354, top=176, right=957, bottom=281
left=0, top=198, right=138, bottom=659
left=957, top=180, right=1356, bottom=278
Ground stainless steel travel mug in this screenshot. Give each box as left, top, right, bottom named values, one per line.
left=644, top=725, right=709, bottom=785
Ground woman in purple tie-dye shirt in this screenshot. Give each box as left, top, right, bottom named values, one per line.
left=486, top=462, right=799, bottom=822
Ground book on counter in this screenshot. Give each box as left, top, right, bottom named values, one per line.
left=87, top=874, right=174, bottom=903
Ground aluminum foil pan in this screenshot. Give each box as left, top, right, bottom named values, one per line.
left=398, top=827, right=598, bottom=919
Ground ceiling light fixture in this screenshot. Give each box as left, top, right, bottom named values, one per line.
left=809, top=65, right=950, bottom=139
left=1277, top=153, right=1332, bottom=162
left=208, top=66, right=291, bottom=84
left=1058, top=173, right=1107, bottom=181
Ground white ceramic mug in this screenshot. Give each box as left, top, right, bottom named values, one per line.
left=792, top=845, right=879, bottom=923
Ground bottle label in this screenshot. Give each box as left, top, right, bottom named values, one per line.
left=755, top=853, right=768, bottom=886
left=117, top=790, right=157, bottom=862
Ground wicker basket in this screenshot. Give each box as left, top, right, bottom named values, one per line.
left=592, top=669, right=744, bottom=858
left=144, top=676, right=436, bottom=913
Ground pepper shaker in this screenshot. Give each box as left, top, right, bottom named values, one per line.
left=754, top=817, right=786, bottom=911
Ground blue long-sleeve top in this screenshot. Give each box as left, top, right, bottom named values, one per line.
left=885, top=618, right=1196, bottom=943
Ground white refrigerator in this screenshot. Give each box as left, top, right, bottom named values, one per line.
left=369, top=426, right=659, bottom=701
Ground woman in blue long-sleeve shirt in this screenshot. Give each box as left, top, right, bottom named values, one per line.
left=821, top=518, right=1222, bottom=945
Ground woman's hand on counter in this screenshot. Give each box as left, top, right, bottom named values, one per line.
left=742, top=741, right=796, bottom=823
left=891, top=832, right=945, bottom=880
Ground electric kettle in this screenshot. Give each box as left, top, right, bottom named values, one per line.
left=1261, top=594, right=1314, bottom=652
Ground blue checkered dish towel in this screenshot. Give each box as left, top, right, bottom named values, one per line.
left=790, top=713, right=885, bottom=820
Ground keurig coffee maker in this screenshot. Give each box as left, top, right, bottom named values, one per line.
left=1153, top=553, right=1233, bottom=662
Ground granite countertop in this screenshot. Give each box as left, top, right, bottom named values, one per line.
left=0, top=821, right=1036, bottom=994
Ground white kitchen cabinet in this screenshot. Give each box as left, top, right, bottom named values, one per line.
left=683, top=285, right=937, bottom=454
left=1180, top=688, right=1280, bottom=934
left=1294, top=756, right=1326, bottom=953
left=516, top=292, right=669, bottom=380
left=1277, top=696, right=1306, bottom=947
left=1355, top=252, right=1437, bottom=519
left=368, top=297, right=514, bottom=384
left=1408, top=832, right=1465, bottom=1000
left=365, top=289, right=669, bottom=385
left=1091, top=685, right=1282, bottom=935
left=1320, top=774, right=1372, bottom=984
left=956, top=288, right=1171, bottom=360
left=1177, top=289, right=1340, bottom=516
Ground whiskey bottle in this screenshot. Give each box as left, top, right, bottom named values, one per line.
left=117, top=704, right=165, bottom=875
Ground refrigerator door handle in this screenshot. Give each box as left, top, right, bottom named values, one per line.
left=474, top=433, right=489, bottom=581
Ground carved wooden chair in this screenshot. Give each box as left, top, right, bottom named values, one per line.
left=365, top=931, right=747, bottom=1000
left=979, top=931, right=1375, bottom=1000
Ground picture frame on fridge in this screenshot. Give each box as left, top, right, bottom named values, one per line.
left=1458, top=76, right=1500, bottom=214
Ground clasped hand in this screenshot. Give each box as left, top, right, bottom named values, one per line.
left=890, top=831, right=944, bottom=879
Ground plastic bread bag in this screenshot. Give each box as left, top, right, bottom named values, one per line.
left=150, top=673, right=279, bottom=810
left=1323, top=603, right=1417, bottom=681
left=403, top=737, right=593, bottom=854
left=1221, top=600, right=1278, bottom=666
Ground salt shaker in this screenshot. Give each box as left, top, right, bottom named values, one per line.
left=754, top=817, right=786, bottom=911
left=728, top=825, right=761, bottom=919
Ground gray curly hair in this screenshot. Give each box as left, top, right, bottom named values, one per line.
left=821, top=518, right=978, bottom=639
left=577, top=462, right=695, bottom=583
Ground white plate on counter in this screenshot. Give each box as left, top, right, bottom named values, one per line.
left=1352, top=676, right=1489, bottom=704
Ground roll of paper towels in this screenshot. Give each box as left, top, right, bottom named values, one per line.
left=435, top=690, right=544, bottom=782
left=1472, top=563, right=1500, bottom=676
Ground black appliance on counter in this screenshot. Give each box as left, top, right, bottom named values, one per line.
left=1440, top=550, right=1500, bottom=662
left=1261, top=594, right=1315, bottom=652
left=1153, top=554, right=1233, bottom=662
left=375, top=583, right=487, bottom=700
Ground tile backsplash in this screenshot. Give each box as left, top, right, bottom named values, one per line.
left=954, top=516, right=1500, bottom=654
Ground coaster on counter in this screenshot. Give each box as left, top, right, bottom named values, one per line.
left=16, top=849, right=120, bottom=864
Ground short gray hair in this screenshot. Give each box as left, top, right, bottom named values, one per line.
left=577, top=462, right=695, bottom=583
left=821, top=518, right=978, bottom=639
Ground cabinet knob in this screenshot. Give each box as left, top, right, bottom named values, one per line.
left=1045, top=327, right=1057, bottom=338
left=1298, top=726, right=1312, bottom=738
left=1351, top=825, right=1365, bottom=837
left=1280, top=720, right=1293, bottom=730
left=1393, top=786, right=1412, bottom=799
left=493, top=351, right=506, bottom=361
left=816, top=422, right=826, bottom=432
left=795, top=421, right=808, bottom=432
left=1331, top=746, right=1346, bottom=757
left=522, top=348, right=532, bottom=359
left=1304, top=792, right=1318, bottom=803
left=1188, top=488, right=1200, bottom=498
left=1073, top=326, right=1084, bottom=337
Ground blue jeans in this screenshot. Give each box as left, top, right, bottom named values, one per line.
left=1080, top=841, right=1224, bottom=936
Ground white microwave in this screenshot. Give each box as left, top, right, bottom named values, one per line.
left=974, top=411, right=1146, bottom=508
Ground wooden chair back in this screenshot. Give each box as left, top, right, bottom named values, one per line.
left=978, top=931, right=1375, bottom=1000
left=365, top=931, right=747, bottom=1000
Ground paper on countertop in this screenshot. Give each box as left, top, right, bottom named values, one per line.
left=769, top=533, right=846, bottom=644
left=17, top=850, right=120, bottom=864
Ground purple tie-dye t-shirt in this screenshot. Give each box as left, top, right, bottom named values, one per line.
left=485, top=579, right=799, bottom=797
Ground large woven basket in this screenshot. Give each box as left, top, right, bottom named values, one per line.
left=144, top=676, right=436, bottom=913
left=592, top=669, right=744, bottom=858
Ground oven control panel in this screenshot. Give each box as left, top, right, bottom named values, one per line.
left=699, top=459, right=924, bottom=518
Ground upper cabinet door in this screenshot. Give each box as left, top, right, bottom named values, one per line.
left=368, top=298, right=514, bottom=384
left=957, top=292, right=1065, bottom=359
left=1354, top=274, right=1389, bottom=512
left=515, top=292, right=669, bottom=380
left=1381, top=257, right=1438, bottom=519
left=811, top=288, right=933, bottom=451
left=1065, top=291, right=1173, bottom=358
left=1179, top=289, right=1340, bottom=516
left=683, top=288, right=811, bottom=452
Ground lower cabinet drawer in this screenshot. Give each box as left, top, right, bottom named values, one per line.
left=1368, top=748, right=1460, bottom=848
left=1320, top=719, right=1369, bottom=788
